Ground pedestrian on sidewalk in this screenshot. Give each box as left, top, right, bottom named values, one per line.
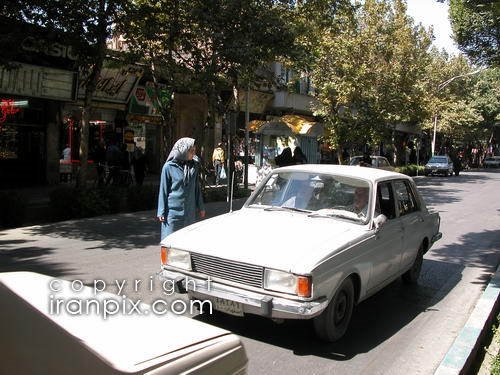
left=212, top=142, right=225, bottom=186
left=157, top=137, right=205, bottom=241
left=132, top=144, right=147, bottom=186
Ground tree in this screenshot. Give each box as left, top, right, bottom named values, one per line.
left=118, top=0, right=189, bottom=162
left=310, top=0, right=432, bottom=162
left=120, top=0, right=301, bottom=167
left=449, top=0, right=500, bottom=66
left=8, top=0, right=130, bottom=187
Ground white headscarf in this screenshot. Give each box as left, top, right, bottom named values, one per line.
left=166, top=137, right=197, bottom=184
left=167, top=137, right=196, bottom=162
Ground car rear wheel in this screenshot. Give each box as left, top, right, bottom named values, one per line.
left=402, top=243, right=424, bottom=284
left=314, top=277, right=354, bottom=342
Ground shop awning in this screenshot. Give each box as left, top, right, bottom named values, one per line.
left=248, top=114, right=323, bottom=137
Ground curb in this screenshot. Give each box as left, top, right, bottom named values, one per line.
left=434, top=266, right=500, bottom=375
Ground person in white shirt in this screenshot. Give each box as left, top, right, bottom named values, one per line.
left=62, top=144, right=71, bottom=161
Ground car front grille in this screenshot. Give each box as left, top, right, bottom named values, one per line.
left=190, top=253, right=264, bottom=289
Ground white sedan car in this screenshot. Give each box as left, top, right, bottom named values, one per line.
left=160, top=165, right=442, bottom=342
left=349, top=155, right=395, bottom=171
left=484, top=156, right=500, bottom=168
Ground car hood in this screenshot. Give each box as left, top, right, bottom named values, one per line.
left=0, top=272, right=234, bottom=372
left=163, top=208, right=371, bottom=274
left=426, top=162, right=448, bottom=167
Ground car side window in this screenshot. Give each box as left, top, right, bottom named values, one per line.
left=376, top=182, right=396, bottom=219
left=394, top=180, right=418, bottom=216
left=379, top=159, right=389, bottom=167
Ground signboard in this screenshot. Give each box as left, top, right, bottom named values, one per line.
left=128, top=82, right=168, bottom=117
left=78, top=65, right=143, bottom=104
left=0, top=63, right=77, bottom=101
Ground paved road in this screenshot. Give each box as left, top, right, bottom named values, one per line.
left=1, top=170, right=499, bottom=374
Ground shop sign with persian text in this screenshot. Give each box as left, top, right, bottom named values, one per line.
left=78, top=65, right=143, bottom=104
left=0, top=63, right=77, bottom=101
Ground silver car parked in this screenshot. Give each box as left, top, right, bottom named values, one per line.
left=424, top=155, right=454, bottom=176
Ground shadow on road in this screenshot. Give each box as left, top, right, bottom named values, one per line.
left=415, top=173, right=490, bottom=206
left=23, top=211, right=159, bottom=251
left=194, top=258, right=464, bottom=361
left=431, top=228, right=500, bottom=273
left=0, top=241, right=74, bottom=277
left=17, top=199, right=243, bottom=252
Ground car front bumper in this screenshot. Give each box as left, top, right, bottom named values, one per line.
left=425, top=167, right=450, bottom=175
left=159, top=269, right=329, bottom=320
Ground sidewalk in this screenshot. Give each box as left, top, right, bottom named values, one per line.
left=3, top=173, right=252, bottom=226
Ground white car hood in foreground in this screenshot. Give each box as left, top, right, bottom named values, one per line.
left=163, top=208, right=370, bottom=274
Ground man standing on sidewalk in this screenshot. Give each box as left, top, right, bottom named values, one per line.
left=212, top=143, right=225, bottom=186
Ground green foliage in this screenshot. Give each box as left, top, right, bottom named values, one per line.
left=98, top=186, right=126, bottom=214
left=423, top=63, right=499, bottom=145
left=449, top=0, right=499, bottom=66
left=395, top=164, right=425, bottom=176
left=202, top=186, right=251, bottom=203
left=127, top=185, right=159, bottom=211
left=311, top=0, right=432, bottom=150
left=0, top=191, right=26, bottom=228
left=48, top=185, right=158, bottom=222
left=203, top=188, right=227, bottom=203
left=49, top=187, right=109, bottom=220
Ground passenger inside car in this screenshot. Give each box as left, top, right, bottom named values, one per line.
left=376, top=182, right=396, bottom=219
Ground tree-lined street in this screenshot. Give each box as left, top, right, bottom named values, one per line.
left=1, top=170, right=499, bottom=374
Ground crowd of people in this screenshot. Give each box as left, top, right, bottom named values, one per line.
left=274, top=146, right=308, bottom=167
left=90, top=139, right=147, bottom=187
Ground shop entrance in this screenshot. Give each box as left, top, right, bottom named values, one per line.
left=0, top=124, right=46, bottom=187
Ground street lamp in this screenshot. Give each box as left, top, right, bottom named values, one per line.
left=431, top=68, right=485, bottom=156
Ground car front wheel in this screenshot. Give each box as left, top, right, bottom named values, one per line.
left=314, top=277, right=354, bottom=342
left=402, top=243, right=424, bottom=284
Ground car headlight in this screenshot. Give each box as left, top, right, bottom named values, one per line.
left=160, top=247, right=192, bottom=271
left=263, top=268, right=311, bottom=297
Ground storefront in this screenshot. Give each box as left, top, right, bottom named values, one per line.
left=55, top=63, right=143, bottom=181
left=0, top=59, right=78, bottom=187
left=127, top=82, right=166, bottom=173
left=248, top=114, right=323, bottom=167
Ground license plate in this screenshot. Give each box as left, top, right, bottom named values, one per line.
left=213, top=297, right=244, bottom=316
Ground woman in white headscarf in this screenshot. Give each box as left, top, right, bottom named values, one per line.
left=157, top=137, right=205, bottom=240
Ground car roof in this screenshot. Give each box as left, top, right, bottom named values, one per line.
left=273, top=164, right=407, bottom=182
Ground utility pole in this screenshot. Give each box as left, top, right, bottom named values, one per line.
left=432, top=68, right=484, bottom=156
left=244, top=86, right=250, bottom=189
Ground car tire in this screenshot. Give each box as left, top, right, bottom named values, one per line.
left=314, top=277, right=354, bottom=342
left=402, top=243, right=424, bottom=284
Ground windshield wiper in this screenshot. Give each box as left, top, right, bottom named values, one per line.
left=264, top=206, right=311, bottom=213
left=308, top=210, right=365, bottom=222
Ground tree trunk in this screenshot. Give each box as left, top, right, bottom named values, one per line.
left=76, top=1, right=107, bottom=187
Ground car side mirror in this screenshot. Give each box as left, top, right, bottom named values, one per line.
left=373, top=214, right=387, bottom=231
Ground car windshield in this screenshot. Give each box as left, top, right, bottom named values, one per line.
left=428, top=157, right=447, bottom=163
left=247, top=171, right=371, bottom=223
